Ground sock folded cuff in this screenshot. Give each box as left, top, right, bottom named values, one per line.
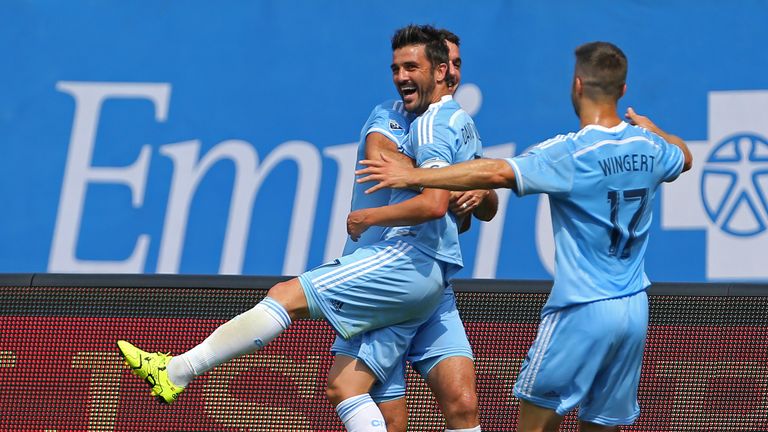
left=336, top=394, right=374, bottom=422
left=446, top=427, right=482, bottom=432
left=259, top=297, right=292, bottom=329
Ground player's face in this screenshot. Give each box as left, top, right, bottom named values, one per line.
left=446, top=41, right=461, bottom=93
left=391, top=44, right=437, bottom=115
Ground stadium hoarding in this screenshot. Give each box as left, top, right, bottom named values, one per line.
left=1, top=275, right=767, bottom=431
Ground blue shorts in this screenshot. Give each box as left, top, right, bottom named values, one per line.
left=513, top=290, right=648, bottom=426
left=332, top=288, right=473, bottom=402
left=299, top=238, right=446, bottom=340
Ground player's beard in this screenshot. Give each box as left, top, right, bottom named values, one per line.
left=413, top=78, right=437, bottom=115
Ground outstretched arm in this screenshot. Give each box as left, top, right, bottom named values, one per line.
left=357, top=154, right=516, bottom=194
left=625, top=107, right=693, bottom=173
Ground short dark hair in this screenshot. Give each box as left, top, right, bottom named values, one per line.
left=574, top=41, right=627, bottom=101
left=391, top=24, right=449, bottom=70
left=439, top=28, right=460, bottom=47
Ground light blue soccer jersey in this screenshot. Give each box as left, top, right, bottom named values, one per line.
left=506, top=121, right=684, bottom=315
left=385, top=95, right=483, bottom=270
left=343, top=100, right=413, bottom=255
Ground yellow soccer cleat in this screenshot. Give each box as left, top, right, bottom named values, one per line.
left=117, top=340, right=185, bottom=404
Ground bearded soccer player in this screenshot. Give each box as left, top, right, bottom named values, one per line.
left=357, top=41, right=692, bottom=431
left=118, top=24, right=484, bottom=432
left=335, top=28, right=496, bottom=432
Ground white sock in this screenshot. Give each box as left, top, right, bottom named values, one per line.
left=446, top=427, right=481, bottom=432
left=335, top=394, right=387, bottom=432
left=167, top=297, right=291, bottom=387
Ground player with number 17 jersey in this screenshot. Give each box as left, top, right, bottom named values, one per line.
left=507, top=120, right=684, bottom=423
left=506, top=121, right=684, bottom=315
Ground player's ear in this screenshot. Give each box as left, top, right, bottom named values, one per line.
left=574, top=76, right=583, bottom=95
left=621, top=83, right=627, bottom=97
left=436, top=62, right=448, bottom=83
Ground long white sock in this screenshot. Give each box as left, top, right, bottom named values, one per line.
left=335, top=394, right=387, bottom=432
left=446, top=427, right=481, bottom=432
left=167, top=297, right=291, bottom=387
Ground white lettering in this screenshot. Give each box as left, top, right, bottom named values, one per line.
left=49, top=81, right=169, bottom=273
left=158, top=139, right=321, bottom=275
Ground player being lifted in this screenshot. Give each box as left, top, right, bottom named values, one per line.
left=118, top=24, right=486, bottom=432
left=336, top=28, right=496, bottom=432
left=357, top=41, right=692, bottom=431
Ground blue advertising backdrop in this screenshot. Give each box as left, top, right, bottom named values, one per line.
left=2, top=1, right=768, bottom=281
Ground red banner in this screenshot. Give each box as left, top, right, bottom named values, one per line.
left=2, top=316, right=767, bottom=431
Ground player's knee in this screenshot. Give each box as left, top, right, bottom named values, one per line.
left=442, top=390, right=479, bottom=423
left=266, top=279, right=309, bottom=319
left=326, top=380, right=346, bottom=406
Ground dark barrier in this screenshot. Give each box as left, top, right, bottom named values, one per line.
left=1, top=274, right=767, bottom=431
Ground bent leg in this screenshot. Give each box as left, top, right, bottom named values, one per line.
left=517, top=400, right=563, bottom=432
left=426, top=356, right=480, bottom=430
left=166, top=278, right=306, bottom=387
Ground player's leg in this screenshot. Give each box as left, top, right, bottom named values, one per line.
left=330, top=320, right=422, bottom=432
left=117, top=278, right=305, bottom=402
left=513, top=299, right=630, bottom=432
left=378, top=397, right=408, bottom=432
left=578, top=291, right=648, bottom=430
left=517, top=400, right=563, bottom=432
left=327, top=354, right=387, bottom=432
left=409, top=288, right=480, bottom=431
left=425, top=356, right=479, bottom=430
left=165, top=278, right=307, bottom=384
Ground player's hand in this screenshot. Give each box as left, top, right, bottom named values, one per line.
left=625, top=107, right=660, bottom=134
left=449, top=190, right=488, bottom=217
left=356, top=153, right=415, bottom=194
left=346, top=209, right=371, bottom=242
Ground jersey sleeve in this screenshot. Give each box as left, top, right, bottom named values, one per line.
left=650, top=132, right=685, bottom=183
left=504, top=139, right=575, bottom=196
left=363, top=104, right=409, bottom=149
left=411, top=113, right=457, bottom=168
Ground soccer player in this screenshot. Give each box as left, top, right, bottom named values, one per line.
left=117, top=24, right=481, bottom=432
left=356, top=41, right=693, bottom=431
left=335, top=29, right=496, bottom=432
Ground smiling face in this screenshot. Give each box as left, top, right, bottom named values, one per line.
left=391, top=44, right=438, bottom=115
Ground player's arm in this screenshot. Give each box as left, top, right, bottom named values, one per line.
left=364, top=132, right=415, bottom=168
left=625, top=107, right=693, bottom=173
left=356, top=156, right=516, bottom=194
left=347, top=188, right=449, bottom=241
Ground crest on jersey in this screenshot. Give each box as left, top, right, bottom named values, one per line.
left=389, top=119, right=405, bottom=136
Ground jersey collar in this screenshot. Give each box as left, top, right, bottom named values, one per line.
left=582, top=121, right=628, bottom=134
left=428, top=94, right=453, bottom=109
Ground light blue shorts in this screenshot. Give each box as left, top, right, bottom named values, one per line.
left=513, top=290, right=648, bottom=426
left=299, top=238, right=446, bottom=340
left=332, top=288, right=473, bottom=402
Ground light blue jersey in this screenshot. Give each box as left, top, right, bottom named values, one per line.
left=506, top=121, right=685, bottom=315
left=385, top=95, right=483, bottom=271
left=343, top=100, right=412, bottom=255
